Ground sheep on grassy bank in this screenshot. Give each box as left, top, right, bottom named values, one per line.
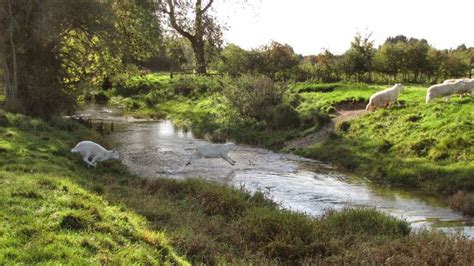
left=365, top=84, right=404, bottom=112
left=186, top=143, right=237, bottom=166
left=454, top=79, right=473, bottom=97
left=426, top=80, right=468, bottom=103
left=71, top=141, right=119, bottom=167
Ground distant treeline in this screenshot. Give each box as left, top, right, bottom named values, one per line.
left=1, top=0, right=472, bottom=118
left=209, top=34, right=473, bottom=84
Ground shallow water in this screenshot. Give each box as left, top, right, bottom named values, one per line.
left=76, top=104, right=474, bottom=238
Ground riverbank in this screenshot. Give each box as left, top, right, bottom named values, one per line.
left=1, top=108, right=473, bottom=263
left=106, top=74, right=474, bottom=214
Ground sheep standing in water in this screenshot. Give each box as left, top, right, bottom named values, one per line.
left=186, top=143, right=237, bottom=166
left=365, top=84, right=405, bottom=112
left=71, top=141, right=119, bottom=167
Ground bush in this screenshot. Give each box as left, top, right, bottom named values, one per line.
left=124, top=99, right=142, bottom=111
left=301, top=109, right=331, bottom=128
left=267, top=104, right=300, bottom=129
left=169, top=76, right=223, bottom=97
left=113, top=73, right=161, bottom=97
left=94, top=91, right=109, bottom=103
left=223, top=75, right=287, bottom=122
left=450, top=191, right=474, bottom=215
left=321, top=208, right=411, bottom=237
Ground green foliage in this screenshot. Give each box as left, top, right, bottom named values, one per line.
left=1, top=0, right=162, bottom=118
left=297, top=84, right=474, bottom=193
left=222, top=75, right=288, bottom=121
left=1, top=106, right=473, bottom=264
left=340, top=32, right=375, bottom=82
left=0, top=112, right=187, bottom=265
left=321, top=208, right=411, bottom=236
left=216, top=44, right=253, bottom=76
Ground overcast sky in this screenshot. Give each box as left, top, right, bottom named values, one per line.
left=214, top=0, right=474, bottom=55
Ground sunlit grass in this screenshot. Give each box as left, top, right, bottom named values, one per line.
left=0, top=104, right=473, bottom=264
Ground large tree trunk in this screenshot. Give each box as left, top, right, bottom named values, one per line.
left=192, top=40, right=206, bottom=74
left=165, top=0, right=212, bottom=75
left=2, top=0, right=21, bottom=111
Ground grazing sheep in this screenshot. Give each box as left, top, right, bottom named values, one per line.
left=443, top=78, right=472, bottom=84
left=443, top=78, right=474, bottom=97
left=426, top=80, right=466, bottom=104
left=443, top=78, right=465, bottom=84
left=71, top=140, right=119, bottom=167
left=456, top=79, right=474, bottom=97
left=365, top=84, right=404, bottom=112
left=186, top=143, right=237, bottom=166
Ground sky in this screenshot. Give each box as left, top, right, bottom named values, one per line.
left=214, top=0, right=474, bottom=55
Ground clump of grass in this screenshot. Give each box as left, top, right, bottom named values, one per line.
left=450, top=191, right=474, bottom=215
left=2, top=98, right=473, bottom=264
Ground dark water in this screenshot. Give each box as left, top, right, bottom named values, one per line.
left=76, top=104, right=474, bottom=238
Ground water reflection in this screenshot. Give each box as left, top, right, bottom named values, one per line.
left=78, top=104, right=474, bottom=238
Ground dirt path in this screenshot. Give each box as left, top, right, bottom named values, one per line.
left=285, top=101, right=367, bottom=150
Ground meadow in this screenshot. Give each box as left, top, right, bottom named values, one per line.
left=1, top=102, right=473, bottom=264
left=106, top=74, right=474, bottom=213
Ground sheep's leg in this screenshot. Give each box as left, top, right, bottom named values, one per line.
left=221, top=154, right=236, bottom=165
left=90, top=155, right=99, bottom=167
left=82, top=156, right=94, bottom=167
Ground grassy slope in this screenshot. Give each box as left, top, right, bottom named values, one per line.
left=110, top=75, right=473, bottom=194
left=0, top=112, right=186, bottom=265
left=1, top=105, right=473, bottom=264
left=295, top=83, right=474, bottom=193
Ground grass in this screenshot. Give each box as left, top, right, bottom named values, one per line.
left=105, top=74, right=474, bottom=213
left=0, top=111, right=186, bottom=265
left=0, top=105, right=473, bottom=263
left=296, top=84, right=474, bottom=193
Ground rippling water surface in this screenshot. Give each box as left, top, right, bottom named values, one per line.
left=76, top=104, right=474, bottom=238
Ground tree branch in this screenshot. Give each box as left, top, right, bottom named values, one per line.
left=201, top=0, right=214, bottom=14
left=166, top=0, right=194, bottom=41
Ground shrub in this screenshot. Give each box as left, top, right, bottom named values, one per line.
left=321, top=208, right=411, bottom=237
left=301, top=109, right=331, bottom=128
left=169, top=76, right=223, bottom=97
left=124, top=99, right=142, bottom=111
left=450, top=191, right=474, bottom=215
left=267, top=104, right=300, bottom=129
left=94, top=91, right=109, bottom=103
left=223, top=75, right=287, bottom=122
left=113, top=73, right=161, bottom=97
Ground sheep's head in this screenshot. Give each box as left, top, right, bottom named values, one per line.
left=109, top=149, right=120, bottom=160
left=226, top=143, right=237, bottom=151
left=395, top=83, right=404, bottom=91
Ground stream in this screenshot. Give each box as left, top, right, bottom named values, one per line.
left=76, top=104, right=474, bottom=238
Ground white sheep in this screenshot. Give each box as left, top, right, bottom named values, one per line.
left=365, top=83, right=404, bottom=112
left=426, top=80, right=466, bottom=104
left=186, top=142, right=237, bottom=166
left=71, top=140, right=119, bottom=167
left=443, top=78, right=464, bottom=84
left=455, top=79, right=474, bottom=97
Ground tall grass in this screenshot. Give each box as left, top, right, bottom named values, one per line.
left=2, top=110, right=472, bottom=264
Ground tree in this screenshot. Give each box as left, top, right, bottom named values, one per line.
left=341, top=33, right=375, bottom=82
left=160, top=0, right=223, bottom=74
left=0, top=0, right=163, bottom=117
left=216, top=44, right=251, bottom=76
left=374, top=42, right=404, bottom=81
